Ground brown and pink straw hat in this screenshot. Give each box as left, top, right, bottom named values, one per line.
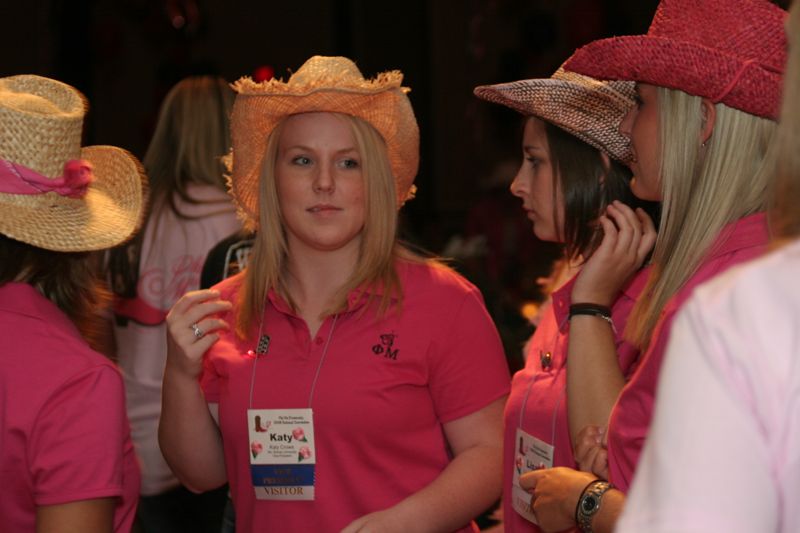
left=563, top=0, right=787, bottom=120
left=227, top=55, right=420, bottom=227
left=474, top=65, right=635, bottom=162
left=0, top=75, right=145, bottom=252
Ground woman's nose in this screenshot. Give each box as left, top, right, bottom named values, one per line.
left=313, top=165, right=335, bottom=193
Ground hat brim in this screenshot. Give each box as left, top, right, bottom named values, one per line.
left=0, top=145, right=146, bottom=252
left=229, top=88, right=419, bottom=226
left=474, top=78, right=634, bottom=162
left=563, top=35, right=783, bottom=119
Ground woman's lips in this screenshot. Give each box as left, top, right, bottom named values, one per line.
left=307, top=204, right=342, bottom=213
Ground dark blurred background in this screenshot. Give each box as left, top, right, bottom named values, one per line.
left=2, top=0, right=667, bottom=370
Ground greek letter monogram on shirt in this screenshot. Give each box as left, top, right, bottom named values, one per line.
left=371, top=332, right=399, bottom=360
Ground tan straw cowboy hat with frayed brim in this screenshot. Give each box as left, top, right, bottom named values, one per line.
left=0, top=75, right=146, bottom=252
left=474, top=66, right=635, bottom=162
left=228, top=55, right=420, bottom=227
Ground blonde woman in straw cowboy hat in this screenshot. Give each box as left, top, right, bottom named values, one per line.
left=515, top=0, right=788, bottom=531
left=474, top=62, right=657, bottom=533
left=0, top=76, right=145, bottom=531
left=159, top=56, right=510, bottom=532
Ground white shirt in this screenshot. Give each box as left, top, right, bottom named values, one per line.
left=618, top=238, right=800, bottom=532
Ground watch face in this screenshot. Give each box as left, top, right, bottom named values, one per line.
left=581, top=495, right=598, bottom=513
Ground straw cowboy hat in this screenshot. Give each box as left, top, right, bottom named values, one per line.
left=563, top=0, right=787, bottom=119
left=227, top=55, right=419, bottom=226
left=0, top=75, right=145, bottom=252
left=474, top=66, right=635, bottom=162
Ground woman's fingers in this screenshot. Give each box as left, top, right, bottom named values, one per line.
left=591, top=448, right=609, bottom=480
left=576, top=446, right=601, bottom=473
left=595, top=215, right=618, bottom=254
left=165, top=291, right=233, bottom=379
left=607, top=201, right=645, bottom=256
left=635, top=207, right=658, bottom=262
left=178, top=300, right=233, bottom=330
left=168, top=289, right=222, bottom=317
left=573, top=425, right=603, bottom=461
left=178, top=317, right=230, bottom=347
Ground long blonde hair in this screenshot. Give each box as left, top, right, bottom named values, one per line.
left=236, top=113, right=421, bottom=337
left=771, top=3, right=800, bottom=240
left=625, top=88, right=778, bottom=349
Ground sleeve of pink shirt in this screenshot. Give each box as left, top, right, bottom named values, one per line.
left=617, top=256, right=794, bottom=532
left=427, top=285, right=511, bottom=423
left=30, top=364, right=131, bottom=506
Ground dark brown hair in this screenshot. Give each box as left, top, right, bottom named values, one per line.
left=544, top=121, right=637, bottom=260
left=0, top=235, right=113, bottom=356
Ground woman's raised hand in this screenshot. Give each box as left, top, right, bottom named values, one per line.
left=165, top=289, right=232, bottom=379
left=572, top=201, right=657, bottom=306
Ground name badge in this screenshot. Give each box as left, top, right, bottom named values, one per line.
left=512, top=427, right=554, bottom=523
left=247, top=408, right=316, bottom=500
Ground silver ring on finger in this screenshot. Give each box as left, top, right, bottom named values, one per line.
left=191, top=322, right=204, bottom=340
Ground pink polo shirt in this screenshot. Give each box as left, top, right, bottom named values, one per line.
left=502, top=268, right=648, bottom=533
left=618, top=238, right=800, bottom=533
left=0, top=283, right=140, bottom=532
left=201, top=260, right=510, bottom=532
left=607, top=213, right=769, bottom=492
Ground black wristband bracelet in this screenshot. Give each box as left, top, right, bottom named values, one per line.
left=568, top=303, right=615, bottom=332
left=569, top=303, right=612, bottom=318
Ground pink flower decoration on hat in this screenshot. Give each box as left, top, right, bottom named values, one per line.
left=250, top=441, right=264, bottom=459
left=298, top=446, right=312, bottom=461
left=62, top=160, right=94, bottom=198
left=292, top=427, right=307, bottom=442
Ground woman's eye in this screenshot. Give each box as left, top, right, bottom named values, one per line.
left=526, top=157, right=540, bottom=169
left=292, top=156, right=312, bottom=166
left=339, top=158, right=360, bottom=169
left=633, top=94, right=644, bottom=108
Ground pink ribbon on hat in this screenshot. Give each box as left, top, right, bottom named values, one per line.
left=0, top=159, right=94, bottom=199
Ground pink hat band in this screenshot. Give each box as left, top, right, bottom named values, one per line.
left=563, top=0, right=787, bottom=119
left=0, top=159, right=94, bottom=199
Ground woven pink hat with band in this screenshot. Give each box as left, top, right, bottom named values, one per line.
left=563, top=0, right=787, bottom=120
left=228, top=56, right=419, bottom=228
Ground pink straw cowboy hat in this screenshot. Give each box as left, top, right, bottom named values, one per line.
left=227, top=55, right=420, bottom=227
left=474, top=65, right=635, bottom=162
left=563, top=0, right=787, bottom=119
left=0, top=75, right=145, bottom=252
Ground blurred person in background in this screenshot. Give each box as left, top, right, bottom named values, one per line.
left=108, top=75, right=241, bottom=533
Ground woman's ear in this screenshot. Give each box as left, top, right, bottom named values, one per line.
left=699, top=98, right=717, bottom=146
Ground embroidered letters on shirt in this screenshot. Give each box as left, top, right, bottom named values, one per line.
left=371, top=332, right=399, bottom=360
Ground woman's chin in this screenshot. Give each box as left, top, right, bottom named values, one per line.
left=532, top=226, right=558, bottom=243
left=630, top=177, right=662, bottom=202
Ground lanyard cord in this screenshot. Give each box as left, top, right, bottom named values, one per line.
left=248, top=301, right=339, bottom=410
left=307, top=314, right=338, bottom=406
left=518, top=328, right=564, bottom=448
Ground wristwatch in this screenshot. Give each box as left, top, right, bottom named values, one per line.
left=575, top=480, right=613, bottom=532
